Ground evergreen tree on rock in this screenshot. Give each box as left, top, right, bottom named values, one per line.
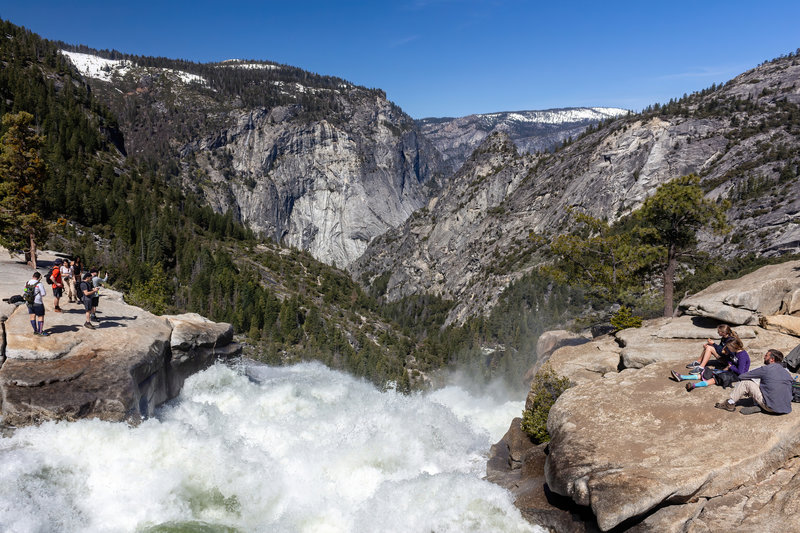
left=0, top=111, right=49, bottom=268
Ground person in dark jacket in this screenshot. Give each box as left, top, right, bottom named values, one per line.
left=79, top=272, right=98, bottom=330
left=715, top=349, right=793, bottom=414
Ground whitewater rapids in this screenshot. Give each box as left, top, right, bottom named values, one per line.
left=0, top=361, right=541, bottom=532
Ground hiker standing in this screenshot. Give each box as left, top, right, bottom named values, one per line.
left=72, top=256, right=84, bottom=282
left=24, top=271, right=49, bottom=336
left=51, top=259, right=64, bottom=313
left=715, top=349, right=793, bottom=414
left=90, top=268, right=109, bottom=321
left=61, top=259, right=76, bottom=303
left=79, top=272, right=97, bottom=330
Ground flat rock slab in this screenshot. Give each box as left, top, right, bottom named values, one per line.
left=546, top=336, right=621, bottom=386
left=545, top=361, right=800, bottom=531
left=678, top=260, right=800, bottom=325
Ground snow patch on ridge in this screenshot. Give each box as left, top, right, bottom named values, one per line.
left=60, top=50, right=207, bottom=86
left=481, top=107, right=629, bottom=125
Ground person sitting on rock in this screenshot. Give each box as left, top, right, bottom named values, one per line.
left=715, top=349, right=793, bottom=414
left=685, top=324, right=739, bottom=375
left=671, top=338, right=750, bottom=391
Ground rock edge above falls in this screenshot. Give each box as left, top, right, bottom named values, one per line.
left=489, top=259, right=800, bottom=532
left=0, top=253, right=240, bottom=427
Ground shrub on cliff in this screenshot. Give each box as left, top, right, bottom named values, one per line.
left=610, top=305, right=642, bottom=330
left=521, top=365, right=572, bottom=443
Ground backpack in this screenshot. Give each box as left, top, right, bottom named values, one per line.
left=45, top=271, right=53, bottom=284
left=76, top=280, right=86, bottom=300
left=23, top=281, right=37, bottom=306
left=792, top=379, right=800, bottom=403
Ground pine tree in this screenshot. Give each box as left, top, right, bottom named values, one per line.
left=0, top=111, right=49, bottom=267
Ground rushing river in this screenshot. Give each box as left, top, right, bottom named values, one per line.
left=0, top=361, right=541, bottom=532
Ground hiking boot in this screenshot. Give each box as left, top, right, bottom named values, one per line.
left=39, top=331, right=50, bottom=336
left=54, top=307, right=63, bottom=313
left=740, top=406, right=762, bottom=415
left=90, top=314, right=98, bottom=321
left=686, top=361, right=701, bottom=369
left=714, top=401, right=736, bottom=412
left=670, top=370, right=682, bottom=382
left=84, top=322, right=95, bottom=330
left=689, top=366, right=703, bottom=374
left=685, top=382, right=695, bottom=392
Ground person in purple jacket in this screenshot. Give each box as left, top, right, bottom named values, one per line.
left=671, top=339, right=750, bottom=391
left=715, top=349, right=793, bottom=414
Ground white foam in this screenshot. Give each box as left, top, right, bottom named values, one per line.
left=0, top=362, right=542, bottom=532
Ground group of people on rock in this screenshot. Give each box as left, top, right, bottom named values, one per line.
left=24, top=257, right=109, bottom=336
left=670, top=324, right=795, bottom=415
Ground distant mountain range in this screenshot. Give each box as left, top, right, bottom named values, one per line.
left=416, top=107, right=629, bottom=170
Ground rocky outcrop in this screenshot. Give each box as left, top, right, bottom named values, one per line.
left=0, top=253, right=240, bottom=426
left=545, top=361, right=800, bottom=531
left=678, top=260, right=800, bottom=325
left=490, top=260, right=800, bottom=531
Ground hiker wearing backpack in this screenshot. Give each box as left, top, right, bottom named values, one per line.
left=24, top=271, right=49, bottom=336
left=50, top=259, right=64, bottom=313
left=79, top=272, right=98, bottom=330
left=90, top=268, right=109, bottom=321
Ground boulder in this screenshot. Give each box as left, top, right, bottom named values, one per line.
left=760, top=314, right=800, bottom=337
left=487, top=420, right=599, bottom=533
left=544, top=361, right=800, bottom=531
left=678, top=260, right=800, bottom=325
left=546, top=336, right=621, bottom=386
left=0, top=250, right=240, bottom=426
left=524, top=329, right=592, bottom=383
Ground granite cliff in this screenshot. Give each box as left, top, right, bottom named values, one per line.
left=61, top=50, right=448, bottom=268
left=354, top=52, right=800, bottom=324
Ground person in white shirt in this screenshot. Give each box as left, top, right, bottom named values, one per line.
left=60, top=259, right=76, bottom=303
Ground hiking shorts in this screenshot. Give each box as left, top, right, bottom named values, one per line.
left=82, top=297, right=93, bottom=311
left=91, top=296, right=99, bottom=308
left=27, top=304, right=45, bottom=317
left=53, top=287, right=63, bottom=298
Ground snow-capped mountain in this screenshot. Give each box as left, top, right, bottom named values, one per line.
left=417, top=107, right=629, bottom=169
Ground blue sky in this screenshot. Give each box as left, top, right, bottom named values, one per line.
left=1, top=1, right=799, bottom=118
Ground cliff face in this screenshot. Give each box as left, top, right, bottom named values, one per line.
left=61, top=51, right=447, bottom=268
left=354, top=53, right=800, bottom=323
left=417, top=107, right=629, bottom=170
left=181, top=100, right=444, bottom=268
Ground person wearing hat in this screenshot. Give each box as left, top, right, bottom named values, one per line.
left=51, top=259, right=64, bottom=313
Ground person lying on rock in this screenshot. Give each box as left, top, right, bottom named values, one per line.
left=671, top=339, right=750, bottom=391
left=715, top=349, right=793, bottom=415
left=685, top=324, right=740, bottom=375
